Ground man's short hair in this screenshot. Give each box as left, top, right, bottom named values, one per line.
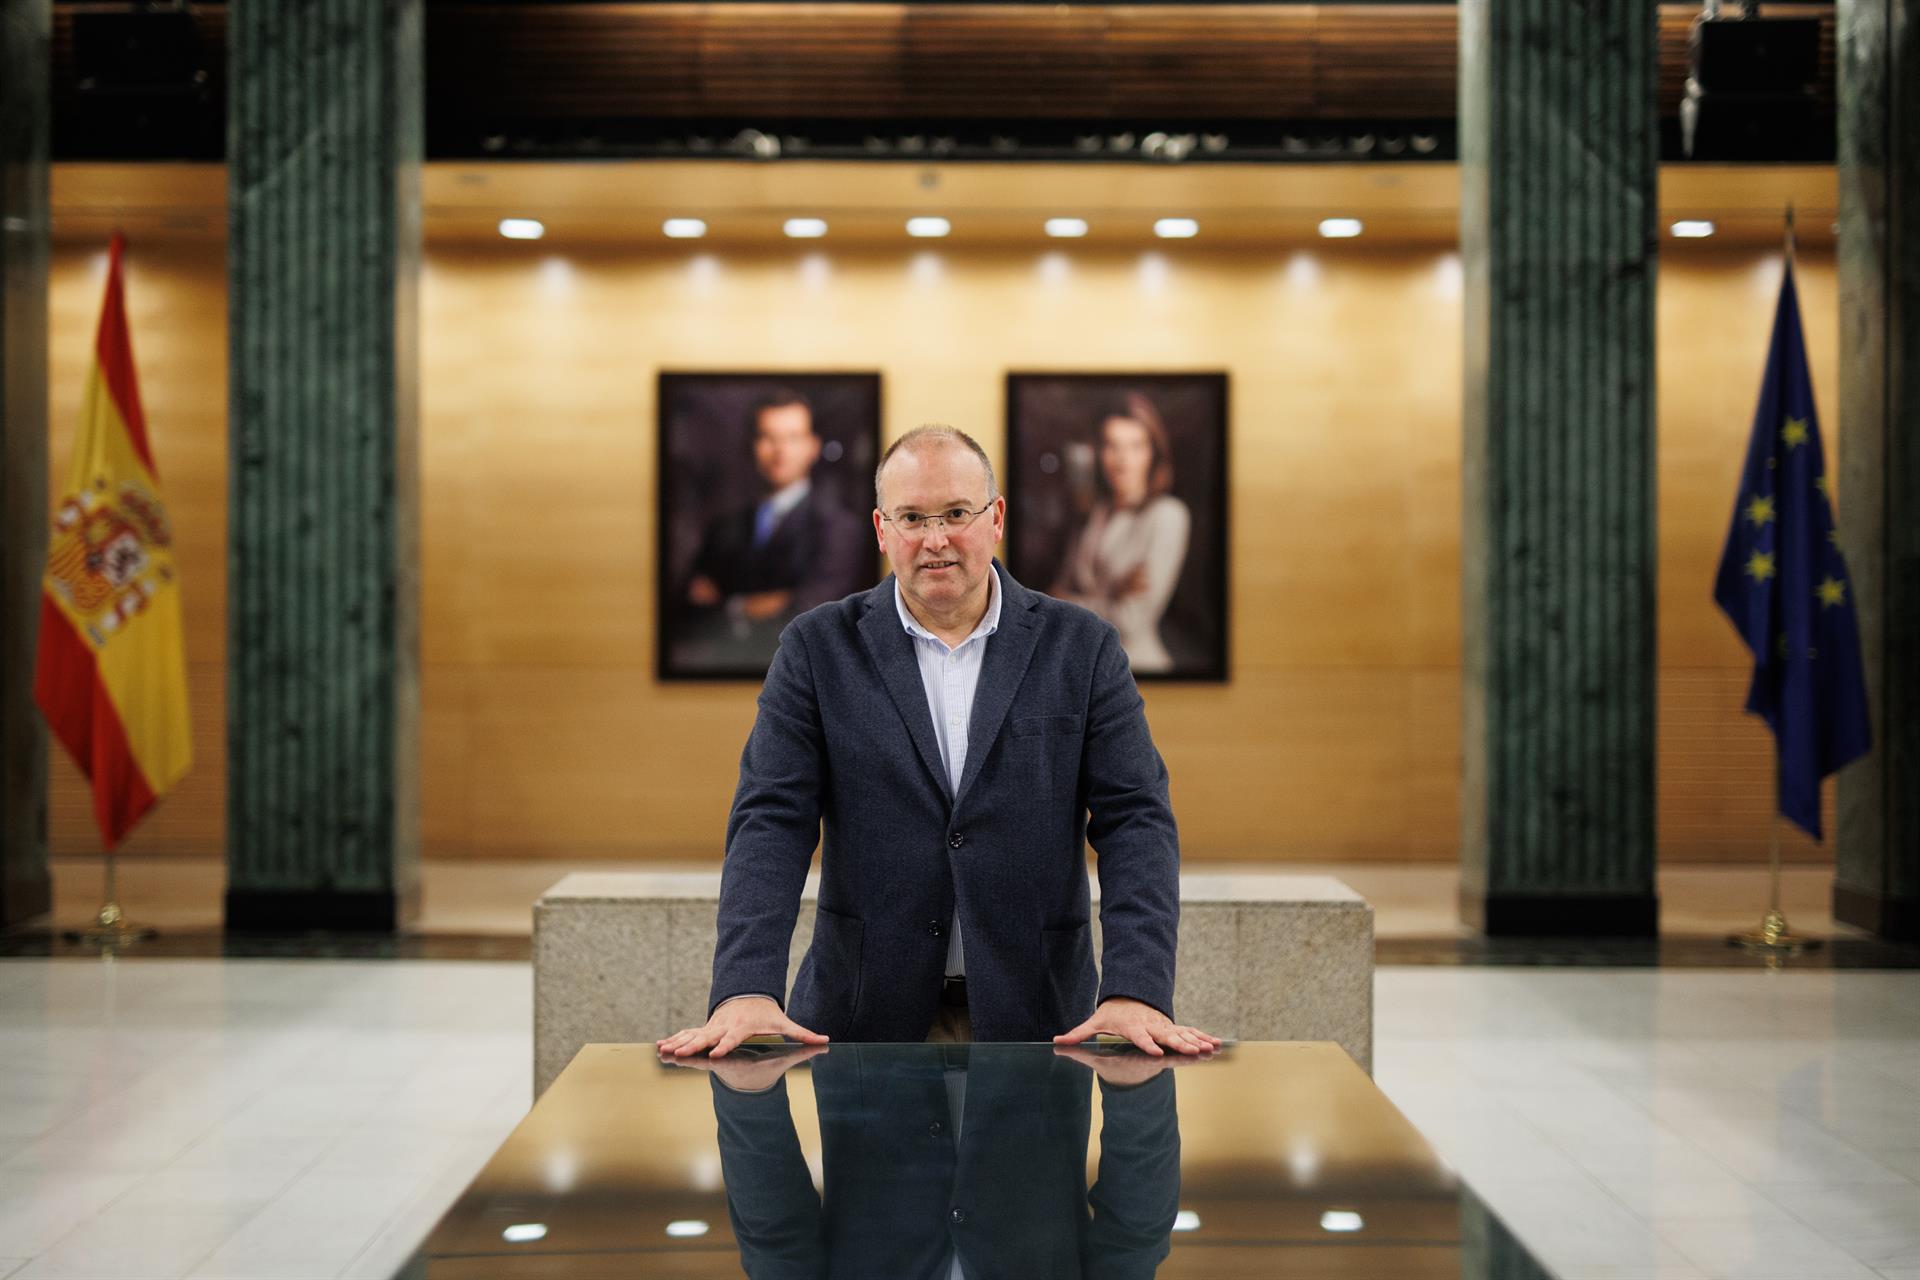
left=749, top=389, right=815, bottom=436
left=875, top=425, right=999, bottom=507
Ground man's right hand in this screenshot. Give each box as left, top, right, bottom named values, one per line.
left=656, top=996, right=830, bottom=1059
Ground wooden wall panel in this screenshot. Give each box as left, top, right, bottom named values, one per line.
left=44, top=238, right=1843, bottom=864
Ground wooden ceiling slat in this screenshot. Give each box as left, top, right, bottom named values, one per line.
left=50, top=2, right=1837, bottom=139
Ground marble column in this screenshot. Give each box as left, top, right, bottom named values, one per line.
left=1835, top=0, right=1920, bottom=941
left=1, top=0, right=51, bottom=927
left=1457, top=0, right=1660, bottom=935
left=225, top=0, right=422, bottom=931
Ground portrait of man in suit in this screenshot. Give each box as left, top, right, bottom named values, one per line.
left=659, top=424, right=1221, bottom=1056
left=659, top=376, right=879, bottom=678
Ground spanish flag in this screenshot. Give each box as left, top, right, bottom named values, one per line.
left=34, top=234, right=192, bottom=848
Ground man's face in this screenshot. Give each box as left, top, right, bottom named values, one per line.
left=753, top=403, right=821, bottom=491
left=873, top=442, right=1006, bottom=618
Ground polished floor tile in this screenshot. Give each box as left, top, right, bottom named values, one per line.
left=0, top=957, right=1912, bottom=1280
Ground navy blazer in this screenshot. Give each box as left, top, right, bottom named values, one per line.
left=710, top=561, right=1180, bottom=1042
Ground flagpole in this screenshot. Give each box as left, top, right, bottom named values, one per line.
left=1730, top=752, right=1820, bottom=956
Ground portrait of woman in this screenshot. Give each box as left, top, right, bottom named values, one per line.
left=1050, top=392, right=1192, bottom=673
left=1007, top=373, right=1228, bottom=681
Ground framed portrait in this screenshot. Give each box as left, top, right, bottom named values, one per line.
left=1006, top=372, right=1229, bottom=682
left=657, top=372, right=882, bottom=681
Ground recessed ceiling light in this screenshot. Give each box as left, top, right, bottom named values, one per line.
left=1045, top=217, right=1089, bottom=238
left=907, top=216, right=951, bottom=238
left=1172, top=1210, right=1202, bottom=1232
left=1153, top=218, right=1199, bottom=239
left=1321, top=1210, right=1364, bottom=1233
left=784, top=218, right=828, bottom=239
left=1672, top=219, right=1715, bottom=238
left=663, top=218, right=707, bottom=239
left=1318, top=218, right=1363, bottom=239
left=664, top=1220, right=710, bottom=1238
left=498, top=218, right=545, bottom=241
left=502, top=1224, right=548, bottom=1243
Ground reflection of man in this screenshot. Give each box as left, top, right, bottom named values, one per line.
left=681, top=1044, right=1185, bottom=1280
left=659, top=425, right=1220, bottom=1056
left=679, top=391, right=869, bottom=663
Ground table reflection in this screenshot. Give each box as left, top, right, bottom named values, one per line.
left=406, top=1042, right=1561, bottom=1279
left=680, top=1043, right=1190, bottom=1279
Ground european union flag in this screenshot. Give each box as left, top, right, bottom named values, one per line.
left=1712, top=263, right=1871, bottom=839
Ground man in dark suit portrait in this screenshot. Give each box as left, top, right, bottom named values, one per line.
left=677, top=390, right=870, bottom=667
left=659, top=424, right=1220, bottom=1055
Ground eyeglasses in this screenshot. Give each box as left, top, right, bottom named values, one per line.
left=880, top=502, right=995, bottom=535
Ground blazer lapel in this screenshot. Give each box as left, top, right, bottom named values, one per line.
left=857, top=579, right=953, bottom=803
left=955, top=564, right=1041, bottom=807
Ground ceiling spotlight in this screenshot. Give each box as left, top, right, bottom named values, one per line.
left=1153, top=218, right=1199, bottom=239
left=1672, top=219, right=1716, bottom=238
left=1172, top=1210, right=1202, bottom=1232
left=1045, top=217, right=1089, bottom=238
left=1318, top=218, right=1364, bottom=239
left=784, top=218, right=828, bottom=239
left=498, top=218, right=545, bottom=241
left=732, top=128, right=780, bottom=160
left=906, top=217, right=951, bottom=238
left=502, top=1224, right=548, bottom=1243
left=662, top=219, right=707, bottom=239
left=664, top=1220, right=710, bottom=1238
left=1321, top=1210, right=1364, bottom=1233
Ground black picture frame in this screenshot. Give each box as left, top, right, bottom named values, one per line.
left=1005, top=372, right=1230, bottom=682
left=656, top=371, right=882, bottom=681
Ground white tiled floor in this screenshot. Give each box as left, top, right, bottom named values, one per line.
left=0, top=959, right=1914, bottom=1279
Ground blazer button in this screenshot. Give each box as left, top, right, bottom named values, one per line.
left=927, top=920, right=945, bottom=938
left=929, top=1120, right=944, bottom=1137
left=948, top=832, right=965, bottom=849
left=949, top=1208, right=967, bottom=1226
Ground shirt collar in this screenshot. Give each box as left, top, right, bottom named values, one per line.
left=763, top=478, right=811, bottom=519
left=894, top=565, right=1002, bottom=648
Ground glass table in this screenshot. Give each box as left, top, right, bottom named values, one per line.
left=402, top=1041, right=1556, bottom=1278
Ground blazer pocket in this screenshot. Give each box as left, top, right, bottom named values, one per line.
left=1011, top=714, right=1084, bottom=738
left=809, top=904, right=866, bottom=1029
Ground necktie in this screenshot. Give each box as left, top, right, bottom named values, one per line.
left=752, top=500, right=777, bottom=548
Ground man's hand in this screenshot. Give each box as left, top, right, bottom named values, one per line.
left=1054, top=1042, right=1214, bottom=1088
left=1053, top=997, right=1222, bottom=1057
left=658, top=1042, right=828, bottom=1093
left=657, top=996, right=829, bottom=1060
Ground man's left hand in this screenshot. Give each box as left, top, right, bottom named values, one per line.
left=1053, top=997, right=1223, bottom=1057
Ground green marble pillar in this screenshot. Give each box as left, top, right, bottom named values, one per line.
left=1835, top=0, right=1920, bottom=941
left=1458, top=0, right=1660, bottom=935
left=1, top=0, right=51, bottom=928
left=225, top=0, right=422, bottom=931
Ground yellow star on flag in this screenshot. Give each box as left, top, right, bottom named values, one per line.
left=1744, top=494, right=1776, bottom=527
left=1813, top=474, right=1830, bottom=497
left=1817, top=576, right=1847, bottom=608
left=1746, top=550, right=1776, bottom=583
left=1781, top=417, right=1810, bottom=448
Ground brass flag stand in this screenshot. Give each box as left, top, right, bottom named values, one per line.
left=1728, top=808, right=1820, bottom=956
left=62, top=854, right=158, bottom=946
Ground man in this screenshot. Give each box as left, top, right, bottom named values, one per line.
left=659, top=425, right=1217, bottom=1056
left=677, top=390, right=870, bottom=666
